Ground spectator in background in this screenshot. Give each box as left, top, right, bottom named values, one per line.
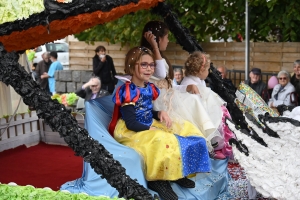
left=269, top=70, right=295, bottom=108
left=92, top=46, right=117, bottom=94
left=26, top=48, right=37, bottom=69
left=173, top=68, right=183, bottom=85
left=41, top=51, right=63, bottom=95
left=32, top=63, right=38, bottom=80
left=217, top=66, right=235, bottom=89
left=291, top=60, right=300, bottom=102
left=36, top=52, right=52, bottom=93
left=245, top=68, right=267, bottom=99
left=76, top=77, right=109, bottom=101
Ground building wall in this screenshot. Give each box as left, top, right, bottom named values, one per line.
left=55, top=70, right=94, bottom=93
left=69, top=41, right=300, bottom=74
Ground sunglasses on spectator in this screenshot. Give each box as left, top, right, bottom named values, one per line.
left=91, top=85, right=98, bottom=87
left=137, top=62, right=156, bottom=69
left=279, top=77, right=287, bottom=80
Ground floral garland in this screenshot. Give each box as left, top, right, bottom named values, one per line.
left=0, top=0, right=163, bottom=52
left=0, top=0, right=44, bottom=24
left=52, top=93, right=78, bottom=107
left=0, top=183, right=124, bottom=200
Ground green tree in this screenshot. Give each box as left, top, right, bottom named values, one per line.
left=75, top=0, right=300, bottom=45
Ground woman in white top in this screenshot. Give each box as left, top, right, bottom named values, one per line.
left=269, top=70, right=296, bottom=108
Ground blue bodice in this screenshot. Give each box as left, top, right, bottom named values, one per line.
left=113, top=82, right=160, bottom=127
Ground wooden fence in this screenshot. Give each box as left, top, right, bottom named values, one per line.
left=0, top=111, right=85, bottom=152
left=69, top=41, right=300, bottom=75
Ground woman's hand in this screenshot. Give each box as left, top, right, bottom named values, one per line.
left=158, top=111, right=172, bottom=128
left=186, top=84, right=200, bottom=94
left=144, top=31, right=159, bottom=50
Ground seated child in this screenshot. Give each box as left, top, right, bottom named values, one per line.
left=181, top=51, right=235, bottom=159
left=109, top=46, right=210, bottom=200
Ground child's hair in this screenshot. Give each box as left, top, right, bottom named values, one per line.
left=124, top=46, right=154, bottom=76
left=49, top=51, right=58, bottom=59
left=184, top=51, right=210, bottom=77
left=140, top=21, right=173, bottom=80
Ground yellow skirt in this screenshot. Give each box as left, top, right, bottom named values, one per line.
left=114, top=119, right=210, bottom=181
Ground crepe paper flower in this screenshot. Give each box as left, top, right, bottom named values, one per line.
left=51, top=94, right=62, bottom=104
left=0, top=183, right=124, bottom=199
left=0, top=0, right=44, bottom=24
left=66, top=92, right=79, bottom=106
left=60, top=94, right=68, bottom=106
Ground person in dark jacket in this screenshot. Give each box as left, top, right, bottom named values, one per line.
left=244, top=68, right=268, bottom=100
left=291, top=60, right=300, bottom=104
left=217, top=66, right=236, bottom=90
left=35, top=52, right=52, bottom=93
left=75, top=77, right=109, bottom=101
left=92, top=46, right=117, bottom=94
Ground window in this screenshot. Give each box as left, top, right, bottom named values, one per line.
left=36, top=46, right=42, bottom=52
left=45, top=43, right=69, bottom=52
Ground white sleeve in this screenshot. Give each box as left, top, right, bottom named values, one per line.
left=173, top=84, right=188, bottom=93
left=153, top=59, right=166, bottom=79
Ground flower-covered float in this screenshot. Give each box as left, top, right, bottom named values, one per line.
left=1, top=0, right=300, bottom=200
left=52, top=93, right=79, bottom=108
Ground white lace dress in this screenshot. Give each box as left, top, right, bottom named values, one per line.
left=151, top=61, right=225, bottom=151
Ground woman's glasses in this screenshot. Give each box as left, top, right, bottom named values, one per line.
left=138, top=62, right=156, bottom=69
left=279, top=77, right=287, bottom=80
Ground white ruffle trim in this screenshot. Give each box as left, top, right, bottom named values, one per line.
left=228, top=118, right=300, bottom=200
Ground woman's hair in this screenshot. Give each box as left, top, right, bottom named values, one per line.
left=294, top=60, right=300, bottom=66
left=173, top=68, right=183, bottom=74
left=140, top=21, right=173, bottom=79
left=277, top=70, right=290, bottom=80
left=184, top=51, right=210, bottom=76
left=95, top=46, right=106, bottom=54
left=124, top=46, right=154, bottom=76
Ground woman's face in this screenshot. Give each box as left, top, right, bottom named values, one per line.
left=174, top=71, right=183, bottom=82
left=278, top=75, right=288, bottom=87
left=293, top=63, right=300, bottom=77
left=97, top=50, right=106, bottom=56
left=159, top=33, right=169, bottom=51
left=134, top=54, right=155, bottom=82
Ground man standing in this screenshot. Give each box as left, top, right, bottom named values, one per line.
left=36, top=52, right=52, bottom=93
left=245, top=68, right=267, bottom=99
left=41, top=51, right=63, bottom=95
